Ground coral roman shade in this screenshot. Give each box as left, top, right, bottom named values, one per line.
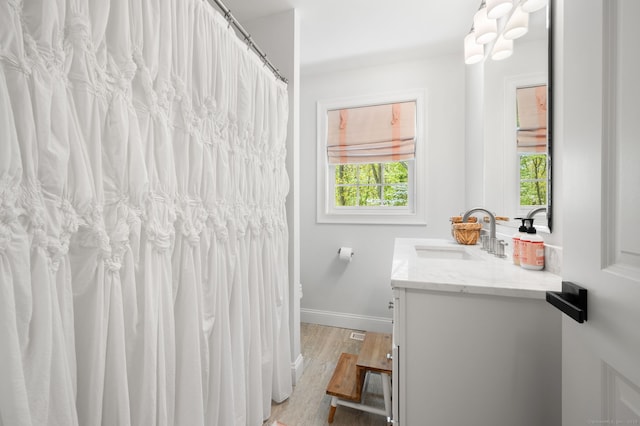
left=326, top=101, right=416, bottom=164
left=516, top=85, right=547, bottom=152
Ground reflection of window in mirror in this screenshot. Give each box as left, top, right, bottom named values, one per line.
left=516, top=85, right=547, bottom=211
left=316, top=91, right=426, bottom=224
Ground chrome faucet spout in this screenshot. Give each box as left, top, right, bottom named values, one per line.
left=462, top=207, right=496, bottom=253
left=526, top=207, right=547, bottom=219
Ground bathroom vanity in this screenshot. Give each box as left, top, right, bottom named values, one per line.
left=390, top=238, right=562, bottom=426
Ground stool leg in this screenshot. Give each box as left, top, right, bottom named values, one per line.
left=382, top=373, right=392, bottom=417
left=361, top=370, right=370, bottom=401
left=328, top=397, right=338, bottom=423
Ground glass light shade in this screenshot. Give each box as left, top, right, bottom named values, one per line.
left=521, top=0, right=547, bottom=13
left=503, top=6, right=529, bottom=40
left=491, top=36, right=513, bottom=60
left=464, top=32, right=484, bottom=65
left=474, top=7, right=497, bottom=44
left=486, top=0, right=513, bottom=19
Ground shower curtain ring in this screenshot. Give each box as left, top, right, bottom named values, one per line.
left=224, top=10, right=232, bottom=28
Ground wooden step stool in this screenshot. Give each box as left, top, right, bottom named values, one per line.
left=325, top=332, right=393, bottom=423
left=325, top=352, right=365, bottom=423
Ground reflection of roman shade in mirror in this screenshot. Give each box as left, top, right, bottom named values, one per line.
left=516, top=85, right=547, bottom=152
left=326, top=101, right=416, bottom=164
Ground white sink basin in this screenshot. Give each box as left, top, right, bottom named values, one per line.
left=414, top=245, right=475, bottom=260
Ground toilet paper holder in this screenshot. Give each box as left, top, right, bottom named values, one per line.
left=337, top=247, right=354, bottom=258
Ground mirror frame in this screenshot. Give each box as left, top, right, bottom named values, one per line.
left=547, top=0, right=554, bottom=232
left=480, top=1, right=553, bottom=233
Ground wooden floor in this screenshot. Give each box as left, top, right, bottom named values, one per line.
left=263, top=323, right=388, bottom=426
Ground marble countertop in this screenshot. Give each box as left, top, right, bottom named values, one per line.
left=391, top=238, right=562, bottom=299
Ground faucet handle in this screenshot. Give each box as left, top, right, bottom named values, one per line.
left=481, top=234, right=489, bottom=251
left=496, top=239, right=507, bottom=258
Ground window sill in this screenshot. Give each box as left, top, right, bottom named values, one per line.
left=317, top=210, right=427, bottom=225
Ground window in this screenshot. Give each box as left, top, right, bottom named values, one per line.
left=516, top=85, right=548, bottom=211
left=333, top=162, right=411, bottom=207
left=316, top=90, right=426, bottom=224
left=503, top=75, right=550, bottom=229
left=519, top=153, right=547, bottom=208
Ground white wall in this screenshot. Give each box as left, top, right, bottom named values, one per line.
left=465, top=62, right=485, bottom=208
left=300, top=54, right=467, bottom=332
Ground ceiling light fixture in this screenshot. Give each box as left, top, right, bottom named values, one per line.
left=503, top=5, right=529, bottom=40
left=486, top=0, right=513, bottom=19
left=521, top=0, right=548, bottom=13
left=464, top=0, right=546, bottom=65
left=473, top=3, right=498, bottom=44
left=464, top=30, right=485, bottom=65
left=491, top=35, right=514, bottom=60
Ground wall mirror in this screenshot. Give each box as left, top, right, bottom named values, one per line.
left=482, top=0, right=553, bottom=232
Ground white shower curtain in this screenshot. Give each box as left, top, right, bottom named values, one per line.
left=0, top=0, right=292, bottom=425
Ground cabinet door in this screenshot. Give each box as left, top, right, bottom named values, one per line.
left=401, top=288, right=559, bottom=425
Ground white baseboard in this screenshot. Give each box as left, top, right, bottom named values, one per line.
left=291, top=353, right=304, bottom=385
left=300, top=308, right=393, bottom=334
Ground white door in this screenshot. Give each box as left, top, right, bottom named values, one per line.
left=560, top=0, right=640, bottom=424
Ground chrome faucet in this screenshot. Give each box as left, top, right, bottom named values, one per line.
left=526, top=206, right=547, bottom=219
left=462, top=207, right=497, bottom=253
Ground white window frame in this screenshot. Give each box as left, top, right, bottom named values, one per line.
left=316, top=89, right=427, bottom=225
left=504, top=73, right=550, bottom=232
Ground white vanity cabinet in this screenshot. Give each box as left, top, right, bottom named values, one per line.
left=390, top=238, right=562, bottom=426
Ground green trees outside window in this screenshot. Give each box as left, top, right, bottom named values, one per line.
left=334, top=161, right=409, bottom=207
left=519, top=153, right=547, bottom=207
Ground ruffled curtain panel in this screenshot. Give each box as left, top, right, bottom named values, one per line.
left=0, top=0, right=292, bottom=425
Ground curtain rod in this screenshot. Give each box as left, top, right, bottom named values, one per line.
left=205, top=0, right=289, bottom=84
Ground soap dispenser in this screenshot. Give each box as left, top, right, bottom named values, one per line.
left=520, top=218, right=544, bottom=270
left=512, top=218, right=528, bottom=266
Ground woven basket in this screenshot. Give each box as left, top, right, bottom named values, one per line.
left=450, top=216, right=478, bottom=239
left=452, top=222, right=482, bottom=245
left=449, top=216, right=478, bottom=224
